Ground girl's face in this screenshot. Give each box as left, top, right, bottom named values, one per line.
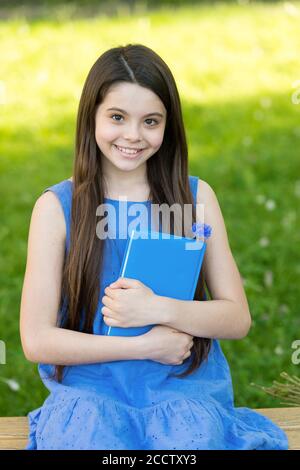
left=95, top=82, right=167, bottom=172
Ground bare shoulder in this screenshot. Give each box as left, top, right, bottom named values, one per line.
left=32, top=190, right=66, bottom=244
left=196, top=179, right=227, bottom=240
left=196, top=178, right=218, bottom=206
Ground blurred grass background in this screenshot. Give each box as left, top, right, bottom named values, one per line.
left=0, top=0, right=300, bottom=416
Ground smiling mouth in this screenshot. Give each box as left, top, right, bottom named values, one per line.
left=113, top=144, right=145, bottom=156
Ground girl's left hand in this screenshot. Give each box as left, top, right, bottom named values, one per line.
left=101, top=278, right=158, bottom=328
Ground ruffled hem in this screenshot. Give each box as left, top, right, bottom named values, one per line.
left=25, top=389, right=289, bottom=450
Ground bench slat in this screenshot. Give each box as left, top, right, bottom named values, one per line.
left=0, top=417, right=28, bottom=437
left=0, top=408, right=299, bottom=450
left=0, top=438, right=29, bottom=450
left=255, top=407, right=300, bottom=450
left=255, top=406, right=300, bottom=428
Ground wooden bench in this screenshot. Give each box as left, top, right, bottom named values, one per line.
left=0, top=408, right=299, bottom=449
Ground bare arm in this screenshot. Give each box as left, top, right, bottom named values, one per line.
left=19, top=191, right=146, bottom=365
left=152, top=296, right=250, bottom=340
left=152, top=179, right=252, bottom=339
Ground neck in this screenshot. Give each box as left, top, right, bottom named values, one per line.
left=102, top=161, right=149, bottom=199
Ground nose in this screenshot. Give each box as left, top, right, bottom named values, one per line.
left=123, top=123, right=142, bottom=142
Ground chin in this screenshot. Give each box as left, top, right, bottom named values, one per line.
left=113, top=159, right=141, bottom=171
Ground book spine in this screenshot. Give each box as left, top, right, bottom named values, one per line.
left=120, top=229, right=135, bottom=277
left=107, top=230, right=135, bottom=336
left=189, top=242, right=206, bottom=299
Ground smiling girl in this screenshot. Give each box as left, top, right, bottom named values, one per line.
left=20, top=44, right=288, bottom=450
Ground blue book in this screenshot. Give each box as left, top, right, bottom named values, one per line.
left=102, top=229, right=207, bottom=336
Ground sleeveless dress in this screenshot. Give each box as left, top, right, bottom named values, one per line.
left=25, top=176, right=288, bottom=450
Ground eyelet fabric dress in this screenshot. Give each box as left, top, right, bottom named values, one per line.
left=25, top=176, right=288, bottom=450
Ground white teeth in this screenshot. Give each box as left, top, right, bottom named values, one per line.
left=115, top=145, right=141, bottom=155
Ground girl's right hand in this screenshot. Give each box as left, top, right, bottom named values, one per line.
left=142, top=325, right=194, bottom=365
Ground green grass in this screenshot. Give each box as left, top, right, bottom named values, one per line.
left=1, top=0, right=300, bottom=415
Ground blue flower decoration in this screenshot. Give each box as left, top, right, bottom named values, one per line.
left=192, top=222, right=212, bottom=239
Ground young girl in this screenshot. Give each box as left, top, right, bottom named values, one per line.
left=20, top=44, right=288, bottom=450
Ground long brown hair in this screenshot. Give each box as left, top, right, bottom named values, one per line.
left=54, top=43, right=211, bottom=383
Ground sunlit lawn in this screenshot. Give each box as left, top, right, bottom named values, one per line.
left=1, top=1, right=300, bottom=416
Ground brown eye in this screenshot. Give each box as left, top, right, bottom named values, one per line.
left=111, top=114, right=123, bottom=122
left=145, top=118, right=158, bottom=126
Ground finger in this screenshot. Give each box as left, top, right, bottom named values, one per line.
left=101, top=306, right=114, bottom=318
left=123, top=277, right=141, bottom=287
left=103, top=315, right=118, bottom=326
left=104, top=287, right=116, bottom=298
left=102, top=295, right=115, bottom=310
left=110, top=277, right=140, bottom=289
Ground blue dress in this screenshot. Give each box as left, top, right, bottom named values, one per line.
left=25, top=175, right=288, bottom=450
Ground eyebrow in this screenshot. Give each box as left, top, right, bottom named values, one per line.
left=106, top=107, right=164, bottom=118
